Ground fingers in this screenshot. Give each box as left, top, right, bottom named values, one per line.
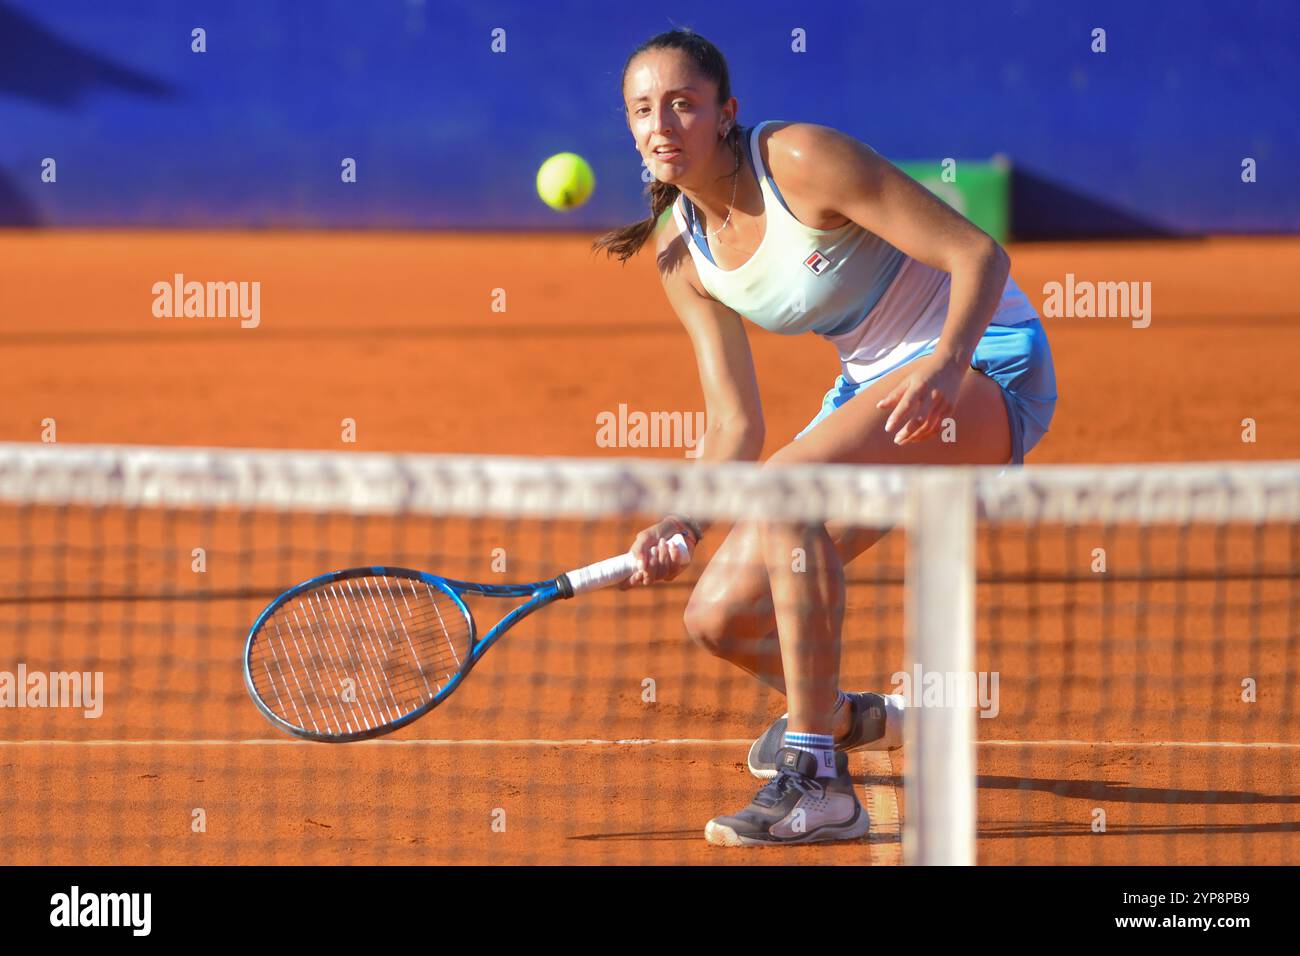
left=894, top=406, right=945, bottom=444
left=626, top=532, right=691, bottom=587
left=888, top=386, right=951, bottom=446
left=882, top=377, right=933, bottom=435
left=882, top=380, right=923, bottom=440
left=623, top=530, right=654, bottom=588
left=642, top=535, right=684, bottom=580
left=873, top=379, right=904, bottom=413
left=910, top=401, right=951, bottom=443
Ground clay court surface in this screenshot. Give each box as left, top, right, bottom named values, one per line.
left=0, top=232, right=1297, bottom=864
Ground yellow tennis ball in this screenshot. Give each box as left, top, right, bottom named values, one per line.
left=536, top=152, right=595, bottom=211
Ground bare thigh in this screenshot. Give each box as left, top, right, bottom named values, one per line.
left=686, top=363, right=1011, bottom=636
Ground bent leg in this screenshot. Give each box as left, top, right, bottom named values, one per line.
left=684, top=362, right=1012, bottom=733
left=765, top=364, right=1011, bottom=734
left=683, top=519, right=886, bottom=696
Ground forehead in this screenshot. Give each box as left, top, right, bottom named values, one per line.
left=624, top=50, right=708, bottom=100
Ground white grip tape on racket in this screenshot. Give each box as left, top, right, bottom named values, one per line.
left=564, top=532, right=691, bottom=595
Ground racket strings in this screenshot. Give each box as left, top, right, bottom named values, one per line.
left=249, top=575, right=473, bottom=737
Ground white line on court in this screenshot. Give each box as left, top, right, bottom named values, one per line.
left=1, top=737, right=1298, bottom=748
left=0, top=737, right=755, bottom=746
left=859, top=752, right=901, bottom=867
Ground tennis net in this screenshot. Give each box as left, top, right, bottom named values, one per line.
left=0, top=442, right=1296, bottom=865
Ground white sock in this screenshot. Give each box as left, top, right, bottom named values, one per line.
left=783, top=731, right=837, bottom=779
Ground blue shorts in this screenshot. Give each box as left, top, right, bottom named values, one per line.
left=795, top=318, right=1058, bottom=464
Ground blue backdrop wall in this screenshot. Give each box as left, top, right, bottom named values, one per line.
left=1, top=0, right=1295, bottom=235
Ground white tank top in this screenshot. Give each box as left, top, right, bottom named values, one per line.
left=671, top=120, right=1036, bottom=384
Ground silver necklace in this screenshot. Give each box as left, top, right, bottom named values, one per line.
left=702, top=171, right=740, bottom=240
left=702, top=141, right=742, bottom=240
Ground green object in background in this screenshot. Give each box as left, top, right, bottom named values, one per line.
left=894, top=156, right=1010, bottom=244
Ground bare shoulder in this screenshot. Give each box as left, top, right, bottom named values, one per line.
left=653, top=196, right=705, bottom=296
left=759, top=120, right=874, bottom=172
left=758, top=121, right=881, bottom=227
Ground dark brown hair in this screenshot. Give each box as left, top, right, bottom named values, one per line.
left=592, top=29, right=743, bottom=263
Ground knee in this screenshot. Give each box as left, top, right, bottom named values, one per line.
left=683, top=591, right=749, bottom=658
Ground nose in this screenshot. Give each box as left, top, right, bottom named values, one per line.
left=646, top=107, right=672, bottom=136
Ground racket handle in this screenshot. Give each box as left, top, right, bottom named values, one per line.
left=563, top=533, right=691, bottom=596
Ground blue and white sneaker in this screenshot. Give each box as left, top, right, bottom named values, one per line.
left=705, top=747, right=869, bottom=846
left=746, top=692, right=904, bottom=780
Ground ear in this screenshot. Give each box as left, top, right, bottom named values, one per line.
left=719, top=96, right=739, bottom=134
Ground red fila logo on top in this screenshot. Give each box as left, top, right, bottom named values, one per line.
left=803, top=250, right=831, bottom=275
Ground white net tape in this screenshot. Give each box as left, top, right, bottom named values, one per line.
left=2, top=443, right=1297, bottom=526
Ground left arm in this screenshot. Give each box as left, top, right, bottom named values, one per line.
left=768, top=124, right=1011, bottom=444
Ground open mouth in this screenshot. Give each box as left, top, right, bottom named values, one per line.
left=653, top=147, right=682, bottom=160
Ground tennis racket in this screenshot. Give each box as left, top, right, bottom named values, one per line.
left=244, top=533, right=691, bottom=742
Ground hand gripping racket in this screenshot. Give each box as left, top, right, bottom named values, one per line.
left=244, top=534, right=691, bottom=742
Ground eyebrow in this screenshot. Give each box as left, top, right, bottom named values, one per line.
left=629, top=86, right=698, bottom=103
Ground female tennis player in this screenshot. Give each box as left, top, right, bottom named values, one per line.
left=593, top=29, right=1056, bottom=846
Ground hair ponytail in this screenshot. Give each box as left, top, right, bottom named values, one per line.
left=592, top=29, right=738, bottom=264
left=591, top=178, right=680, bottom=265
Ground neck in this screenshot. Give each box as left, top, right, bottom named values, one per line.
left=680, top=132, right=756, bottom=229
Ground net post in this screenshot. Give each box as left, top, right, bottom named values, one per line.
left=903, top=468, right=976, bottom=866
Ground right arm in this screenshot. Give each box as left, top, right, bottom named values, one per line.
left=624, top=211, right=765, bottom=587
left=655, top=211, right=765, bottom=463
